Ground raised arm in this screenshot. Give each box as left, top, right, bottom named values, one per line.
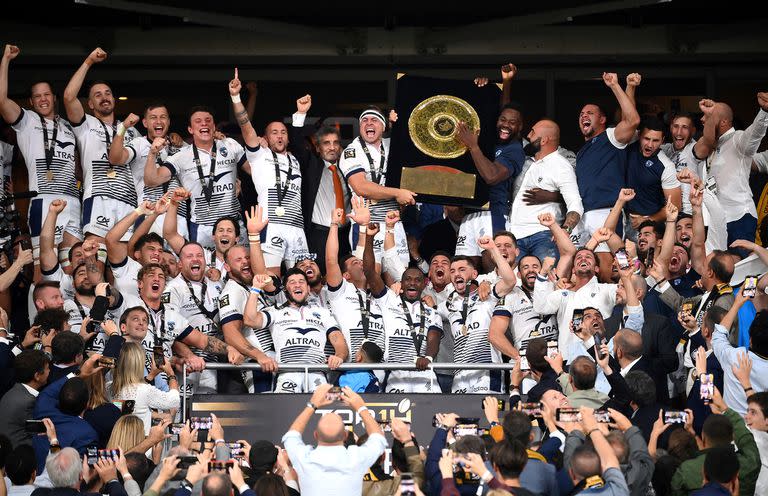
left=106, top=200, right=155, bottom=265
left=734, top=92, right=768, bottom=157
left=580, top=407, right=620, bottom=471
left=161, top=188, right=188, bottom=255
left=500, top=63, right=516, bottom=106
left=242, top=274, right=270, bottom=330
left=0, top=45, right=22, bottom=124
left=694, top=99, right=718, bottom=160
left=656, top=196, right=680, bottom=269
left=688, top=186, right=708, bottom=277
left=39, top=200, right=66, bottom=271
left=624, top=73, right=641, bottom=110
left=108, top=113, right=139, bottom=166
left=350, top=198, right=385, bottom=295
left=128, top=195, right=167, bottom=256
left=538, top=212, right=576, bottom=278
left=143, top=137, right=173, bottom=187
left=455, top=122, right=510, bottom=185
left=228, top=68, right=259, bottom=149
left=478, top=236, right=516, bottom=295
left=603, top=72, right=640, bottom=144
left=244, top=205, right=274, bottom=281
left=325, top=208, right=344, bottom=288
left=63, top=48, right=107, bottom=124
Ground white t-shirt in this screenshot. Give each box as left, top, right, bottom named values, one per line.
left=164, top=275, right=223, bottom=361
left=10, top=110, right=79, bottom=199
left=261, top=303, right=340, bottom=364
left=374, top=288, right=442, bottom=363
left=661, top=140, right=705, bottom=215
left=327, top=279, right=385, bottom=359
left=338, top=137, right=398, bottom=222
left=218, top=278, right=274, bottom=353
left=438, top=287, right=502, bottom=364
left=163, top=138, right=245, bottom=226
left=246, top=146, right=303, bottom=229
left=126, top=137, right=188, bottom=217
left=71, top=114, right=139, bottom=204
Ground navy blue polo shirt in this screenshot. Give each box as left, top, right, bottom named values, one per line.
left=626, top=141, right=667, bottom=216
left=576, top=128, right=627, bottom=212
left=489, top=139, right=525, bottom=233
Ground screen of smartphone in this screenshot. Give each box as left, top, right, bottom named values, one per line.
left=664, top=410, right=688, bottom=424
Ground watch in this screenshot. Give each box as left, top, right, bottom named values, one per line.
left=306, top=401, right=317, bottom=411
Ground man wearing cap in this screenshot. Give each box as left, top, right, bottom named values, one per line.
left=339, top=107, right=415, bottom=265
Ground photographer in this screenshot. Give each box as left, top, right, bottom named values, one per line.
left=362, top=418, right=424, bottom=495
left=426, top=413, right=488, bottom=496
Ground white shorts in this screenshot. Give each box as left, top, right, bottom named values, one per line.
left=573, top=208, right=612, bottom=253
left=189, top=219, right=246, bottom=252
left=182, top=369, right=218, bottom=396
left=274, top=372, right=326, bottom=393
left=28, top=194, right=83, bottom=253
left=350, top=221, right=409, bottom=264
left=455, top=211, right=509, bottom=257
left=82, top=196, right=134, bottom=240
left=147, top=213, right=189, bottom=240
left=385, top=370, right=439, bottom=393
left=259, top=224, right=310, bottom=269
left=451, top=369, right=504, bottom=394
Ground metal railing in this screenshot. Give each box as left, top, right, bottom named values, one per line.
left=182, top=362, right=516, bottom=412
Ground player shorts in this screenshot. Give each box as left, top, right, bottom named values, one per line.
left=451, top=369, right=504, bottom=394
left=258, top=224, right=310, bottom=269
left=455, top=211, right=509, bottom=257
left=274, top=372, right=327, bottom=393
left=82, top=196, right=134, bottom=240
left=182, top=369, right=218, bottom=396
left=142, top=213, right=188, bottom=240
left=28, top=194, right=83, bottom=255
left=384, top=370, right=439, bottom=393
left=573, top=208, right=622, bottom=253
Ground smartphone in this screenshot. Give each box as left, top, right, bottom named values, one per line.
left=520, top=402, right=542, bottom=418
left=481, top=398, right=505, bottom=411
left=681, top=301, right=693, bottom=315
left=151, top=417, right=164, bottom=427
left=171, top=423, right=186, bottom=435
left=98, top=449, right=120, bottom=461
left=547, top=341, right=559, bottom=358
left=743, top=276, right=758, bottom=298
left=177, top=456, right=199, bottom=469
left=97, top=356, right=115, bottom=368
left=646, top=247, right=655, bottom=268
left=556, top=408, right=581, bottom=423
left=453, top=424, right=479, bottom=439
left=25, top=420, right=47, bottom=433
left=208, top=460, right=234, bottom=472
left=664, top=410, right=689, bottom=424
left=121, top=400, right=135, bottom=415
left=615, top=249, right=630, bottom=270
left=191, top=417, right=213, bottom=430
left=153, top=345, right=165, bottom=366
left=594, top=409, right=611, bottom=423
left=326, top=386, right=343, bottom=402
left=226, top=442, right=245, bottom=458
left=519, top=354, right=530, bottom=371
left=572, top=309, right=584, bottom=332
left=87, top=446, right=99, bottom=465
left=400, top=472, right=416, bottom=496
left=699, top=373, right=714, bottom=404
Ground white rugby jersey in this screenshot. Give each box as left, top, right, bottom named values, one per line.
left=71, top=114, right=138, bottom=205
left=163, top=138, right=245, bottom=226
left=40, top=264, right=75, bottom=300
left=374, top=288, right=442, bottom=363
left=339, top=137, right=398, bottom=222
left=260, top=303, right=340, bottom=364
left=163, top=275, right=223, bottom=362
left=0, top=140, right=12, bottom=193
left=110, top=257, right=142, bottom=299
left=11, top=110, right=79, bottom=199
left=660, top=141, right=704, bottom=215
left=438, top=287, right=501, bottom=365
left=218, top=278, right=274, bottom=353
left=246, top=146, right=303, bottom=229
left=64, top=293, right=134, bottom=353
left=126, top=137, right=188, bottom=217
left=492, top=286, right=558, bottom=351
left=130, top=296, right=194, bottom=372
left=327, top=279, right=385, bottom=358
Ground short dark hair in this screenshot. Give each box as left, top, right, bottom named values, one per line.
left=201, top=472, right=231, bottom=496
left=134, top=233, right=164, bottom=253
left=137, top=263, right=166, bottom=281
left=314, top=126, right=340, bottom=144
left=33, top=281, right=61, bottom=301
left=501, top=411, right=531, bottom=446
left=282, top=267, right=308, bottom=287
left=51, top=332, right=84, bottom=365
left=708, top=250, right=734, bottom=283
left=29, top=81, right=54, bottom=98
left=454, top=435, right=485, bottom=458
left=569, top=444, right=601, bottom=480
left=187, top=105, right=215, bottom=124
left=119, top=306, right=150, bottom=327
left=637, top=220, right=664, bottom=238
left=702, top=414, right=734, bottom=447
left=339, top=253, right=356, bottom=272
left=68, top=242, right=84, bottom=262
left=253, top=474, right=289, bottom=496
left=703, top=445, right=739, bottom=485
left=490, top=440, right=528, bottom=479
left=747, top=391, right=768, bottom=419
left=625, top=371, right=656, bottom=407
left=575, top=247, right=598, bottom=266
left=6, top=444, right=36, bottom=485
left=671, top=112, right=697, bottom=128
left=450, top=255, right=476, bottom=270
left=526, top=338, right=551, bottom=374
left=213, top=216, right=240, bottom=238
left=144, top=102, right=168, bottom=115
left=429, top=250, right=452, bottom=264
left=569, top=356, right=597, bottom=390
left=13, top=349, right=50, bottom=384
left=33, top=308, right=70, bottom=333
left=359, top=341, right=383, bottom=363
left=87, top=80, right=112, bottom=97
left=125, top=452, right=153, bottom=491
left=493, top=231, right=517, bottom=245
left=639, top=116, right=665, bottom=133
left=749, top=311, right=768, bottom=357
left=703, top=306, right=728, bottom=334
left=59, top=377, right=89, bottom=416
left=676, top=212, right=693, bottom=224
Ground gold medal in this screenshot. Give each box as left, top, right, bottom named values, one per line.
left=460, top=324, right=468, bottom=336
left=370, top=199, right=378, bottom=205
left=275, top=206, right=286, bottom=217
left=46, top=169, right=54, bottom=181
left=106, top=168, right=117, bottom=179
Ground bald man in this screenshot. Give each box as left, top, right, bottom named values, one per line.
left=282, top=384, right=386, bottom=496
left=613, top=329, right=652, bottom=377
left=508, top=119, right=583, bottom=261
left=702, top=93, right=768, bottom=254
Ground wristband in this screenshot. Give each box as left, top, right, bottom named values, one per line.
left=50, top=438, right=59, bottom=446
left=167, top=375, right=178, bottom=382
left=231, top=95, right=242, bottom=104
left=214, top=438, right=225, bottom=445
left=357, top=406, right=369, bottom=415
left=745, top=386, right=755, bottom=393
left=250, top=287, right=263, bottom=294
left=586, top=427, right=601, bottom=437
left=480, top=470, right=494, bottom=484
left=180, top=479, right=194, bottom=492
left=121, top=473, right=133, bottom=480
left=116, top=123, right=126, bottom=137
left=360, top=226, right=367, bottom=235
left=424, top=355, right=434, bottom=363
left=306, top=401, right=317, bottom=411
left=353, top=245, right=365, bottom=260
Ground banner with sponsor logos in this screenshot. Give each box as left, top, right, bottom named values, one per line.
left=191, top=393, right=507, bottom=443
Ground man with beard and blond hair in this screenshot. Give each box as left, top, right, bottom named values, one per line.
left=218, top=244, right=277, bottom=393
left=244, top=269, right=348, bottom=393
left=0, top=44, right=82, bottom=259
left=63, top=47, right=139, bottom=242
left=230, top=69, right=308, bottom=275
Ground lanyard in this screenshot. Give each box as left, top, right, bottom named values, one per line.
left=399, top=296, right=426, bottom=356
left=357, top=137, right=386, bottom=184
left=356, top=289, right=372, bottom=340
left=185, top=278, right=216, bottom=320
left=271, top=150, right=293, bottom=208
left=40, top=114, right=59, bottom=170
left=73, top=297, right=88, bottom=319
left=149, top=304, right=166, bottom=343
left=192, top=142, right=218, bottom=203
left=99, top=120, right=116, bottom=149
